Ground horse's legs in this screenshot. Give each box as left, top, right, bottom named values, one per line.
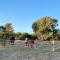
left=27, top=44, right=31, bottom=48
left=26, top=42, right=28, bottom=46
left=31, top=44, right=33, bottom=48
left=11, top=40, right=14, bottom=45
left=28, top=43, right=29, bottom=48
left=28, top=44, right=33, bottom=48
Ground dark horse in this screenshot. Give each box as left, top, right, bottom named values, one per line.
left=10, top=36, right=15, bottom=45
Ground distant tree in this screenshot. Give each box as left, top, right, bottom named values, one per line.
left=0, top=23, right=14, bottom=46
left=4, top=23, right=14, bottom=39
left=13, top=32, right=22, bottom=40
left=32, top=22, right=39, bottom=32
left=56, top=30, right=60, bottom=41
left=32, top=16, right=58, bottom=41
left=0, top=26, right=6, bottom=46
left=20, top=33, right=31, bottom=40
left=4, top=23, right=13, bottom=32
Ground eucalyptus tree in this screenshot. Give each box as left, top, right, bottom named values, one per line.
left=32, top=16, right=58, bottom=41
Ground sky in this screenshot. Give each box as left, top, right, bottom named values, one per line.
left=0, top=0, right=60, bottom=34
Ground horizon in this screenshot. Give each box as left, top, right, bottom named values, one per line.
left=0, top=0, right=60, bottom=33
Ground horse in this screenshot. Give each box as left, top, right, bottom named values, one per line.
left=9, top=36, right=15, bottom=45
left=25, top=37, right=35, bottom=48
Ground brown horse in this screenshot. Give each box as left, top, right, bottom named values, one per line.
left=26, top=37, right=34, bottom=48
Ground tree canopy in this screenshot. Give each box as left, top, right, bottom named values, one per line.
left=32, top=16, right=59, bottom=41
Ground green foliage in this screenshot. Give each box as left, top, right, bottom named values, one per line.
left=4, top=23, right=14, bottom=32
left=0, top=26, right=6, bottom=46
left=20, top=33, right=31, bottom=40
left=12, top=32, right=22, bottom=40
left=0, top=23, right=14, bottom=46
left=32, top=22, right=39, bottom=32
left=32, top=16, right=58, bottom=41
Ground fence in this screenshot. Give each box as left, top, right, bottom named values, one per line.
left=0, top=40, right=60, bottom=60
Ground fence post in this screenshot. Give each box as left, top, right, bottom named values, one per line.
left=48, top=40, right=55, bottom=60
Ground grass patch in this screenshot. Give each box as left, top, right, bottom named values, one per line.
left=55, top=48, right=60, bottom=52
left=0, top=46, right=51, bottom=60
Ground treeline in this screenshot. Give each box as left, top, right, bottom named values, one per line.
left=0, top=16, right=60, bottom=46
left=0, top=23, right=35, bottom=46
left=0, top=23, right=35, bottom=40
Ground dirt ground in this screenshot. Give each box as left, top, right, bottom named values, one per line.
left=0, top=41, right=60, bottom=60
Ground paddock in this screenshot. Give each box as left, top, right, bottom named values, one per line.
left=0, top=41, right=60, bottom=60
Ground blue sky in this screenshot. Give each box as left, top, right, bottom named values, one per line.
left=0, top=0, right=60, bottom=33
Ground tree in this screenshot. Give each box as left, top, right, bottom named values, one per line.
left=20, top=32, right=31, bottom=40
left=32, top=22, right=39, bottom=32
left=55, top=30, right=60, bottom=41
left=4, top=23, right=14, bottom=39
left=13, top=32, right=22, bottom=40
left=0, top=23, right=14, bottom=46
left=0, top=26, right=6, bottom=46
left=4, top=23, right=13, bottom=32
left=32, top=16, right=58, bottom=41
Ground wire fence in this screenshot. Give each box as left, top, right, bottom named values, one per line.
left=0, top=40, right=60, bottom=60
